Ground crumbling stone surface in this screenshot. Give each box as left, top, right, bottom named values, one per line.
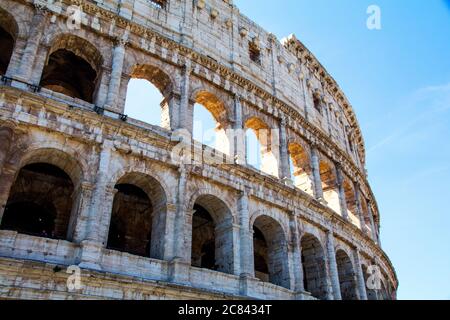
left=0, top=0, right=397, bottom=300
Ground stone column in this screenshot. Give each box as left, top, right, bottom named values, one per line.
left=354, top=184, right=367, bottom=234
left=354, top=249, right=368, bottom=300
left=310, top=146, right=324, bottom=200
left=169, top=164, right=191, bottom=285
left=16, top=6, right=47, bottom=83
left=336, top=165, right=349, bottom=220
left=77, top=140, right=114, bottom=270
left=279, top=117, right=291, bottom=183
left=367, top=201, right=379, bottom=244
left=233, top=95, right=246, bottom=165
left=104, top=39, right=127, bottom=110
left=237, top=190, right=253, bottom=276
left=326, top=231, right=342, bottom=300
left=178, top=63, right=192, bottom=133
left=289, top=214, right=305, bottom=295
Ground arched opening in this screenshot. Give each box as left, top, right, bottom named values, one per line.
left=343, top=178, right=359, bottom=227
left=193, top=91, right=230, bottom=155
left=245, top=117, right=278, bottom=177
left=1, top=163, right=74, bottom=240
left=361, top=264, right=377, bottom=300
left=39, top=35, right=103, bottom=103
left=335, top=249, right=358, bottom=300
left=319, top=159, right=340, bottom=214
left=288, top=143, right=313, bottom=195
left=191, top=195, right=234, bottom=274
left=253, top=226, right=269, bottom=282
left=107, top=172, right=167, bottom=259
left=300, top=234, right=328, bottom=300
left=0, top=8, right=17, bottom=75
left=124, top=64, right=173, bottom=128
left=252, top=215, right=290, bottom=289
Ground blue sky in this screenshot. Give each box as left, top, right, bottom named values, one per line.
left=125, top=1, right=450, bottom=300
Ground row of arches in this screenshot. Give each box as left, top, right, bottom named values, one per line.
left=0, top=147, right=390, bottom=299
left=0, top=8, right=376, bottom=237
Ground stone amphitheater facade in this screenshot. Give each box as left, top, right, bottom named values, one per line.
left=0, top=0, right=398, bottom=300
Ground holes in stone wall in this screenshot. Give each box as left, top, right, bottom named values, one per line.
left=1, top=163, right=74, bottom=240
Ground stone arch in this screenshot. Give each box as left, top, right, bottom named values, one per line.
left=245, top=117, right=279, bottom=177
left=189, top=193, right=235, bottom=274
left=39, top=34, right=104, bottom=103
left=106, top=171, right=167, bottom=260
left=0, top=148, right=84, bottom=241
left=123, top=63, right=175, bottom=128
left=251, top=213, right=290, bottom=289
left=288, top=142, right=313, bottom=195
left=191, top=89, right=231, bottom=155
left=0, top=6, right=18, bottom=75
left=335, top=249, right=358, bottom=300
left=319, top=157, right=340, bottom=214
left=300, top=233, right=328, bottom=300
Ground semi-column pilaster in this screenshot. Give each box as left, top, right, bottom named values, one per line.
left=326, top=231, right=342, bottom=300
left=336, top=165, right=349, bottom=220
left=16, top=6, right=47, bottom=83
left=237, top=190, right=253, bottom=276
left=178, top=63, right=192, bottom=133
left=104, top=38, right=127, bottom=111
left=279, top=117, right=291, bottom=183
left=367, top=201, right=379, bottom=244
left=289, top=214, right=305, bottom=295
left=354, top=184, right=367, bottom=234
left=310, top=146, right=324, bottom=200
left=233, top=95, right=246, bottom=165
left=354, top=249, right=368, bottom=300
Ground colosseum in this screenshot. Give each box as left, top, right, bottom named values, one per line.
left=0, top=0, right=397, bottom=300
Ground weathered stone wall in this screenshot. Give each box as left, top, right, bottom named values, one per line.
left=0, top=0, right=397, bottom=300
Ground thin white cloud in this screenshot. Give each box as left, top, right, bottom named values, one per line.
left=367, top=82, right=450, bottom=154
